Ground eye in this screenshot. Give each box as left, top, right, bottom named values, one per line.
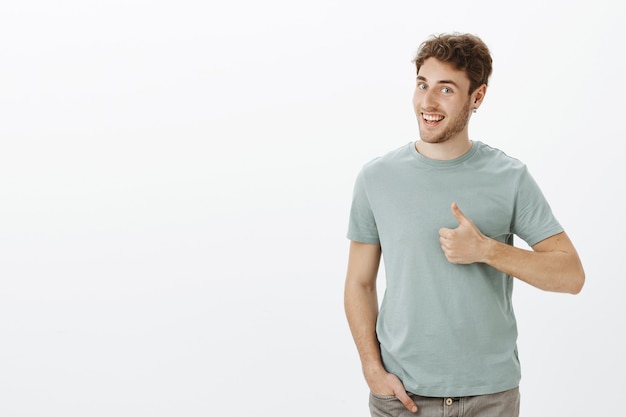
left=441, top=87, right=453, bottom=94
left=417, top=82, right=427, bottom=90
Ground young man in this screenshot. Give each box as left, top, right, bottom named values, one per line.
left=344, top=33, right=585, bottom=417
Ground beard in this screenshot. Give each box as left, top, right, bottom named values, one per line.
left=419, top=97, right=472, bottom=144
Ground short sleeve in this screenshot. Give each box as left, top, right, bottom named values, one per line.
left=511, top=166, right=563, bottom=246
left=347, top=168, right=380, bottom=244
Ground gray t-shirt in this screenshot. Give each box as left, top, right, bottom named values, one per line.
left=347, top=141, right=563, bottom=397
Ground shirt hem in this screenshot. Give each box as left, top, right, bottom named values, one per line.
left=407, top=380, right=521, bottom=398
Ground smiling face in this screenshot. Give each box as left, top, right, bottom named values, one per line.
left=413, top=57, right=484, bottom=145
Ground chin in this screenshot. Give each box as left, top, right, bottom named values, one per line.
left=419, top=132, right=447, bottom=144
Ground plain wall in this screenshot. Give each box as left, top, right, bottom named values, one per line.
left=0, top=1, right=624, bottom=416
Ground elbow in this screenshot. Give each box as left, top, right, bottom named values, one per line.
left=567, top=267, right=586, bottom=295
left=563, top=251, right=585, bottom=295
left=571, top=275, right=585, bottom=295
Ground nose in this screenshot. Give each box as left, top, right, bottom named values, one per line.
left=421, top=88, right=437, bottom=110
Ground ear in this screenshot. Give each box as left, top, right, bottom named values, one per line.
left=471, top=84, right=487, bottom=109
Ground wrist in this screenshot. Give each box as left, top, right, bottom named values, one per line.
left=480, top=235, right=497, bottom=264
left=362, top=363, right=387, bottom=381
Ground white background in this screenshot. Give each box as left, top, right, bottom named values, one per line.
left=1, top=1, right=624, bottom=416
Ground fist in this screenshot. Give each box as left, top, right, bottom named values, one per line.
left=438, top=202, right=489, bottom=264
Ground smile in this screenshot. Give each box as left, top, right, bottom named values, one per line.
left=422, top=113, right=444, bottom=122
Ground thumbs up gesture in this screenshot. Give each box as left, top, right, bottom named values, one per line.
left=439, top=202, right=490, bottom=265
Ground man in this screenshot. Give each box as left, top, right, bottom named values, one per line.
left=344, top=33, right=585, bottom=417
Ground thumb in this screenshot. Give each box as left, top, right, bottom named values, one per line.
left=395, top=390, right=418, bottom=413
left=388, top=375, right=418, bottom=413
left=451, top=202, right=468, bottom=224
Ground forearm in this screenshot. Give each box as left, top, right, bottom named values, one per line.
left=439, top=206, right=585, bottom=294
left=482, top=236, right=585, bottom=294
left=345, top=280, right=418, bottom=412
left=344, top=280, right=385, bottom=375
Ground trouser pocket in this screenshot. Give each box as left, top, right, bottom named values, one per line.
left=368, top=392, right=407, bottom=417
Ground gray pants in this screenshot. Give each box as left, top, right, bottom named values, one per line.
left=369, top=387, right=520, bottom=417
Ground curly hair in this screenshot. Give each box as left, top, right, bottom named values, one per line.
left=413, top=33, right=493, bottom=95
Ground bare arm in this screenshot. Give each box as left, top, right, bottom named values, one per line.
left=344, top=241, right=383, bottom=377
left=344, top=241, right=418, bottom=413
left=439, top=202, right=585, bottom=294
left=482, top=230, right=584, bottom=293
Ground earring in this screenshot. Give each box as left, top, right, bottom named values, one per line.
left=472, top=108, right=477, bottom=113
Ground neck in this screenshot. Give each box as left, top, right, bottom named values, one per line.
left=415, top=137, right=473, bottom=161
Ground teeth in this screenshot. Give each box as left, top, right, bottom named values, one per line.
left=423, top=114, right=443, bottom=122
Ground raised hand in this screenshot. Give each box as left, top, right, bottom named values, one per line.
left=438, top=202, right=490, bottom=264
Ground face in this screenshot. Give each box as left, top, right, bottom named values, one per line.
left=412, top=57, right=480, bottom=144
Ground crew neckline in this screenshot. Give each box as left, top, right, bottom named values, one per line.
left=409, top=140, right=480, bottom=167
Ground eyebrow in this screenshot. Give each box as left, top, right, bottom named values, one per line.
left=416, top=75, right=460, bottom=88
